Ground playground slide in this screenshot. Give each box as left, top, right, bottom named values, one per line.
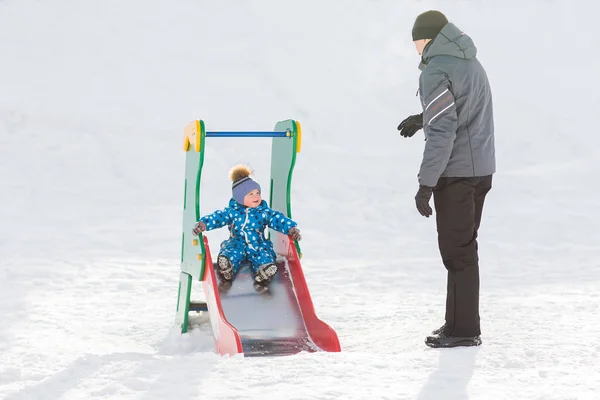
left=178, top=118, right=340, bottom=356
left=201, top=233, right=341, bottom=357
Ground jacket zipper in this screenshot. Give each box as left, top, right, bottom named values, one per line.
left=240, top=208, right=251, bottom=246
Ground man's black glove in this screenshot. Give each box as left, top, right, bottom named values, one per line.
left=397, top=113, right=423, bottom=138
left=415, top=185, right=434, bottom=218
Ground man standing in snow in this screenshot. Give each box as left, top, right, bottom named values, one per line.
left=397, top=10, right=495, bottom=348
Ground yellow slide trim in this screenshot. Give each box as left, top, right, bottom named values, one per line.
left=295, top=120, right=302, bottom=153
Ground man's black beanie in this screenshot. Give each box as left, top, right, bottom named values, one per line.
left=412, top=10, right=449, bottom=41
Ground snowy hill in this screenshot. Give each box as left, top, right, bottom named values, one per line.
left=1, top=1, right=599, bottom=399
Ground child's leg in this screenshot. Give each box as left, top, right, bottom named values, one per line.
left=218, top=240, right=246, bottom=280
left=248, top=249, right=278, bottom=283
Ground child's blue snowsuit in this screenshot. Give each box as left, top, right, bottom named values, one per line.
left=199, top=198, right=297, bottom=273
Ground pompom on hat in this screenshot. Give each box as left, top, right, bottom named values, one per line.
left=230, top=164, right=261, bottom=205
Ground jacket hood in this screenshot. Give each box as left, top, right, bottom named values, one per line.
left=419, top=23, right=477, bottom=69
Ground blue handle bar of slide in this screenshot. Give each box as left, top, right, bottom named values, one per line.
left=206, top=131, right=290, bottom=138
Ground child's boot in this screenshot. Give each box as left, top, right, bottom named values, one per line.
left=217, top=255, right=233, bottom=281
left=254, top=263, right=278, bottom=283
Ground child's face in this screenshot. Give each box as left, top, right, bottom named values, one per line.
left=243, top=189, right=262, bottom=208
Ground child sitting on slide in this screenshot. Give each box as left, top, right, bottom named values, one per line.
left=191, top=164, right=302, bottom=293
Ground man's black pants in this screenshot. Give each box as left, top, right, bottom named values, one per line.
left=433, top=175, right=493, bottom=337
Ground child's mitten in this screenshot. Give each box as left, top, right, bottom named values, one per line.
left=192, top=221, right=207, bottom=236
left=289, top=227, right=302, bottom=241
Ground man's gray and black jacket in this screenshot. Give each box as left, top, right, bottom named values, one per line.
left=417, top=23, right=496, bottom=187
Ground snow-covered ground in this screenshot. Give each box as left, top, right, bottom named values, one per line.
left=1, top=0, right=599, bottom=399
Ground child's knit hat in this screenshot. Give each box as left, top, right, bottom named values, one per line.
left=230, top=164, right=261, bottom=205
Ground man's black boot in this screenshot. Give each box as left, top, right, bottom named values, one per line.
left=425, top=331, right=482, bottom=348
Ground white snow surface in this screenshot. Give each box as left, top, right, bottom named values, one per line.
left=1, top=0, right=599, bottom=399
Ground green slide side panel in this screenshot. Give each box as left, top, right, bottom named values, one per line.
left=181, top=120, right=207, bottom=281
left=269, top=120, right=301, bottom=256
left=175, top=272, right=192, bottom=333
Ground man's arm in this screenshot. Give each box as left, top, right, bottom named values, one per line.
left=418, top=66, right=458, bottom=187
